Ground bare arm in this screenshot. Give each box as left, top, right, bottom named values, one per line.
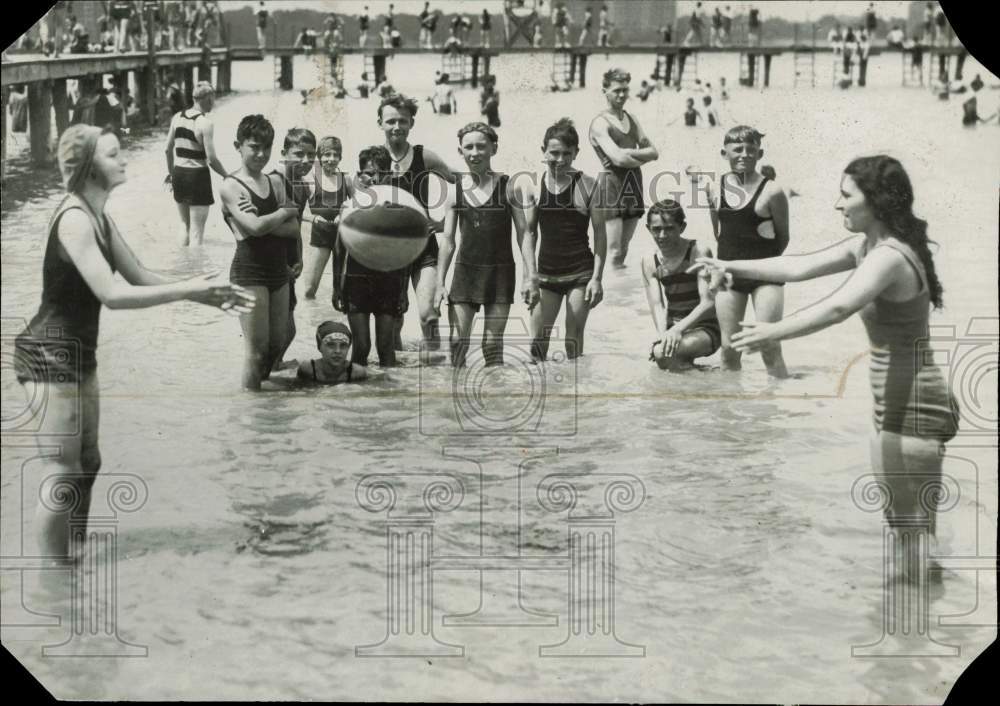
left=220, top=178, right=297, bottom=238
left=199, top=116, right=227, bottom=178
left=509, top=177, right=538, bottom=307
left=57, top=210, right=241, bottom=310
left=436, top=183, right=458, bottom=294
left=691, top=235, right=861, bottom=283
left=763, top=183, right=790, bottom=254
left=586, top=173, right=608, bottom=281
left=164, top=115, right=176, bottom=175
left=589, top=118, right=643, bottom=169
left=422, top=147, right=456, bottom=183
left=734, top=246, right=904, bottom=349
left=640, top=255, right=668, bottom=337
left=630, top=118, right=659, bottom=164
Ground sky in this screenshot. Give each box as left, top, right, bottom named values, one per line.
left=242, top=1, right=917, bottom=22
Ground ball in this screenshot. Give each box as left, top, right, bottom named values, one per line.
left=338, top=185, right=430, bottom=272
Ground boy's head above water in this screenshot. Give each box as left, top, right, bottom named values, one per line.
left=357, top=145, right=392, bottom=185
left=646, top=199, right=687, bottom=242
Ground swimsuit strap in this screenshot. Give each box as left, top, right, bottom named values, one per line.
left=226, top=174, right=274, bottom=201
left=346, top=364, right=354, bottom=382
left=311, top=359, right=319, bottom=381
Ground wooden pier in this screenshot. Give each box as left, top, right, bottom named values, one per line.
left=1, top=42, right=969, bottom=173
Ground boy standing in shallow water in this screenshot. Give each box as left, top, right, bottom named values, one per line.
left=333, top=146, right=410, bottom=368
left=437, top=122, right=538, bottom=368
left=706, top=125, right=790, bottom=377
left=270, top=127, right=317, bottom=370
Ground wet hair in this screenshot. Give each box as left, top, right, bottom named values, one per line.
left=703, top=95, right=712, bottom=105
left=844, top=155, right=943, bottom=308
left=282, top=127, right=316, bottom=151
left=378, top=92, right=419, bottom=119
left=602, top=68, right=631, bottom=88
left=318, top=136, right=342, bottom=156
left=458, top=122, right=498, bottom=145
left=542, top=118, right=578, bottom=151
left=724, top=125, right=765, bottom=145
left=192, top=81, right=215, bottom=99
left=760, top=164, right=776, bottom=180
left=235, top=114, right=274, bottom=146
left=358, top=144, right=391, bottom=172
left=646, top=199, right=686, bottom=227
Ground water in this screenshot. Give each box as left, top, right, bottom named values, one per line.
left=2, top=52, right=997, bottom=701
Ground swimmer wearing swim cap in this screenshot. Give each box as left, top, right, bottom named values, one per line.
left=296, top=321, right=369, bottom=384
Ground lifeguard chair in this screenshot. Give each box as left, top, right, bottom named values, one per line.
left=504, top=0, right=540, bottom=48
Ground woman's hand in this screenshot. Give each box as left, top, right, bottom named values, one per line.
left=434, top=282, right=448, bottom=314
left=731, top=320, right=776, bottom=353
left=687, top=257, right=732, bottom=296
left=585, top=278, right=604, bottom=308
left=186, top=274, right=256, bottom=315
left=332, top=286, right=345, bottom=313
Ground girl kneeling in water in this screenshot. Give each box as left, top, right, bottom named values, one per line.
left=296, top=321, right=369, bottom=384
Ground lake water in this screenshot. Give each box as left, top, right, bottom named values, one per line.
left=1, top=50, right=997, bottom=701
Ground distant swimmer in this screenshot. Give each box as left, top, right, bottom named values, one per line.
left=480, top=74, right=501, bottom=127
left=705, top=125, right=790, bottom=377
left=597, top=3, right=611, bottom=48
left=637, top=80, right=655, bottom=102
left=164, top=81, right=227, bottom=246
left=359, top=5, right=370, bottom=47
left=220, top=115, right=301, bottom=390
left=702, top=95, right=720, bottom=127
left=431, top=73, right=457, bottom=114
left=437, top=122, right=538, bottom=367
left=14, top=124, right=253, bottom=566
left=525, top=118, right=607, bottom=361
left=640, top=199, right=720, bottom=371
left=589, top=68, right=659, bottom=267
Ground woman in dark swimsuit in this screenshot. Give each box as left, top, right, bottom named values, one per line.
left=14, top=124, right=253, bottom=566
left=691, top=155, right=960, bottom=587
left=296, top=321, right=368, bottom=384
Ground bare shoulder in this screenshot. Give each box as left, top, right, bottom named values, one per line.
left=639, top=253, right=656, bottom=279
left=692, top=240, right=714, bottom=259
left=57, top=207, right=96, bottom=241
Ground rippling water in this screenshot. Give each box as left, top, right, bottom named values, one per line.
left=2, top=51, right=997, bottom=701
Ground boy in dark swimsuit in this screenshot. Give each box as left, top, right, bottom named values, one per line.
left=438, top=122, right=537, bottom=367
left=270, top=128, right=317, bottom=370
left=296, top=321, right=369, bottom=384
left=640, top=200, right=720, bottom=370
left=377, top=93, right=455, bottom=358
left=588, top=68, right=659, bottom=268
left=334, top=146, right=409, bottom=367
left=220, top=114, right=302, bottom=390
left=525, top=118, right=606, bottom=361
left=706, top=125, right=790, bottom=377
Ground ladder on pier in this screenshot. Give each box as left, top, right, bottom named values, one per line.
left=315, top=52, right=346, bottom=95
left=441, top=51, right=473, bottom=83
left=676, top=49, right=699, bottom=89
left=792, top=50, right=815, bottom=87
left=273, top=54, right=282, bottom=88
left=551, top=49, right=573, bottom=88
